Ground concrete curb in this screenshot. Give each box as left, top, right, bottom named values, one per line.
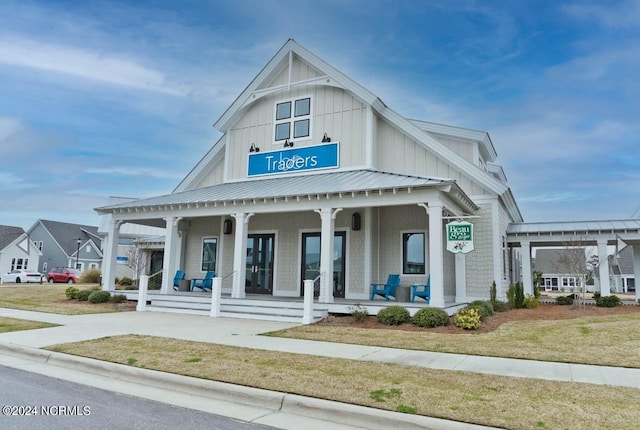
left=0, top=341, right=492, bottom=429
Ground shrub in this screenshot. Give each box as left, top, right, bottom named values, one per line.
left=556, top=295, right=573, bottom=306
left=119, top=277, right=133, bottom=286
left=412, top=308, right=449, bottom=328
left=492, top=300, right=510, bottom=312
left=349, top=304, right=369, bottom=322
left=490, top=281, right=497, bottom=303
left=523, top=294, right=540, bottom=308
left=110, top=294, right=127, bottom=304
left=76, top=289, right=94, bottom=301
left=376, top=305, right=410, bottom=326
left=88, top=290, right=111, bottom=304
left=65, top=286, right=79, bottom=300
left=507, top=284, right=516, bottom=309
left=592, top=291, right=601, bottom=300
left=79, top=268, right=101, bottom=284
left=596, top=295, right=621, bottom=307
left=454, top=307, right=481, bottom=330
left=515, top=282, right=525, bottom=309
left=468, top=300, right=494, bottom=320
left=114, top=277, right=120, bottom=285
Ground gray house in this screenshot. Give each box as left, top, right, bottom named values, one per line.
left=27, top=220, right=102, bottom=274
left=533, top=248, right=593, bottom=292
left=610, top=246, right=635, bottom=293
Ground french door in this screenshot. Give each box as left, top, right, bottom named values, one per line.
left=300, top=231, right=346, bottom=298
left=245, top=234, right=275, bottom=294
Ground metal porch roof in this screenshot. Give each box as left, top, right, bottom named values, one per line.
left=508, top=219, right=640, bottom=235
left=96, top=169, right=470, bottom=213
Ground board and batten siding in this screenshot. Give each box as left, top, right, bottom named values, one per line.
left=375, top=118, right=491, bottom=197
left=224, top=60, right=367, bottom=181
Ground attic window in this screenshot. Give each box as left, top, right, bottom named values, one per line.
left=274, top=96, right=311, bottom=143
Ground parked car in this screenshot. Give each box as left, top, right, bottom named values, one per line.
left=2, top=269, right=44, bottom=284
left=47, top=267, right=81, bottom=284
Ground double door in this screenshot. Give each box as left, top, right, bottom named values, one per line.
left=245, top=234, right=274, bottom=294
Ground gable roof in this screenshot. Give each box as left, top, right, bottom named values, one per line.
left=534, top=248, right=587, bottom=274
left=0, top=225, right=26, bottom=250
left=202, top=39, right=522, bottom=222
left=30, top=220, right=100, bottom=257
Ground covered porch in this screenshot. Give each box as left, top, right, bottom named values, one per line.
left=97, top=170, right=479, bottom=316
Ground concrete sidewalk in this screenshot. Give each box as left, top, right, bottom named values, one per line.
left=1, top=307, right=639, bottom=428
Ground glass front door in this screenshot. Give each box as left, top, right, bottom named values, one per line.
left=246, top=234, right=274, bottom=294
left=301, top=231, right=346, bottom=298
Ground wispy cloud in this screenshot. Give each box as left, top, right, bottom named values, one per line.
left=86, top=167, right=184, bottom=180
left=0, top=35, right=189, bottom=95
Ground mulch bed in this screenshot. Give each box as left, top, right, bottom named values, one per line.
left=317, top=303, right=640, bottom=334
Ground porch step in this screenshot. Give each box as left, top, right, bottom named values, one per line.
left=145, top=295, right=328, bottom=323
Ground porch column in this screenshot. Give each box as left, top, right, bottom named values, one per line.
left=632, top=244, right=640, bottom=302
left=597, top=239, right=611, bottom=297
left=161, top=217, right=180, bottom=294
left=232, top=212, right=251, bottom=299
left=427, top=204, right=445, bottom=307
left=521, top=241, right=533, bottom=296
left=101, top=219, right=122, bottom=292
left=454, top=253, right=466, bottom=303
left=317, top=208, right=342, bottom=303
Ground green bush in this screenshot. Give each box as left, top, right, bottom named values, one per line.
left=507, top=284, right=516, bottom=309
left=76, top=289, right=94, bottom=301
left=596, top=295, right=621, bottom=307
left=490, top=281, right=497, bottom=303
left=79, top=268, right=101, bottom=284
left=349, top=304, right=369, bottom=322
left=492, top=300, right=510, bottom=312
left=523, top=294, right=540, bottom=308
left=88, top=290, right=111, bottom=304
left=468, top=300, right=494, bottom=320
left=65, top=286, right=79, bottom=300
left=412, top=308, right=449, bottom=328
left=454, top=307, right=481, bottom=330
left=376, top=305, right=410, bottom=326
left=592, top=291, right=601, bottom=300
left=119, top=277, right=133, bottom=286
left=110, top=294, right=127, bottom=304
left=114, top=277, right=120, bottom=285
left=556, top=295, right=573, bottom=306
left=515, top=282, right=525, bottom=309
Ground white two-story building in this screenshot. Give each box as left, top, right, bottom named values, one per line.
left=96, top=39, right=524, bottom=311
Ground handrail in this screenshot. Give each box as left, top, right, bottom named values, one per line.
left=148, top=270, right=163, bottom=279
left=220, top=270, right=237, bottom=281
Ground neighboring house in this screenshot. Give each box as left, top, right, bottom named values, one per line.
left=534, top=248, right=592, bottom=292
left=0, top=225, right=42, bottom=280
left=610, top=246, right=635, bottom=293
left=97, top=39, right=525, bottom=307
left=27, top=220, right=102, bottom=274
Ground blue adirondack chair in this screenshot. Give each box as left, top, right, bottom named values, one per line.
left=411, top=276, right=431, bottom=303
left=172, top=270, right=185, bottom=291
left=370, top=274, right=401, bottom=301
left=191, top=271, right=215, bottom=292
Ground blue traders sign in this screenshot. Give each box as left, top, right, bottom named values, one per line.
left=248, top=142, right=339, bottom=177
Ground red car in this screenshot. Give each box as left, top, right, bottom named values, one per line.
left=47, top=267, right=81, bottom=284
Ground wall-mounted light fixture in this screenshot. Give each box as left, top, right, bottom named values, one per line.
left=249, top=143, right=260, bottom=152
left=284, top=138, right=293, bottom=148
left=351, top=212, right=361, bottom=231
left=322, top=133, right=331, bottom=143
left=223, top=219, right=233, bottom=235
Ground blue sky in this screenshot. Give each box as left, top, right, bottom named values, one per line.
left=1, top=0, right=639, bottom=231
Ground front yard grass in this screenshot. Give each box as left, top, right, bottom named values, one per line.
left=47, top=334, right=640, bottom=430
left=266, top=312, right=640, bottom=368
left=0, top=285, right=129, bottom=315
left=0, top=316, right=58, bottom=333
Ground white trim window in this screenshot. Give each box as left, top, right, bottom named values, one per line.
left=274, top=96, right=312, bottom=144
left=402, top=232, right=426, bottom=275
left=201, top=237, right=218, bottom=272
left=11, top=258, right=28, bottom=270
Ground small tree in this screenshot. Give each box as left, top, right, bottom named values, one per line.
left=126, top=244, right=147, bottom=288
left=533, top=270, right=543, bottom=298
left=557, top=241, right=596, bottom=310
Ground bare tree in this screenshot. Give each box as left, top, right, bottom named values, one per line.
left=557, top=240, right=597, bottom=309
left=126, top=243, right=147, bottom=287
